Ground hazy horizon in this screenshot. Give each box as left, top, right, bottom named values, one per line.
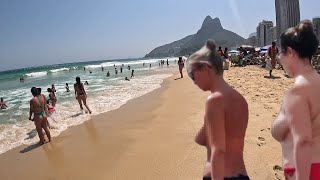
left=1, top=0, right=319, bottom=71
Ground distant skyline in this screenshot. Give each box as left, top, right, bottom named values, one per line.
left=0, top=0, right=319, bottom=71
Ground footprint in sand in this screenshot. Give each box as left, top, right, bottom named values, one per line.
left=260, top=128, right=271, bottom=131
left=273, top=165, right=283, bottom=171
left=273, top=165, right=283, bottom=180
left=274, top=173, right=282, bottom=180
left=257, top=136, right=266, bottom=146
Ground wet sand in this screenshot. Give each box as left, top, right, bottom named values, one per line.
left=0, top=66, right=293, bottom=179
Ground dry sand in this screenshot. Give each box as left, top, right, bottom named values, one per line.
left=0, top=66, right=293, bottom=180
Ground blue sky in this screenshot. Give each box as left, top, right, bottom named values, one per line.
left=0, top=0, right=319, bottom=71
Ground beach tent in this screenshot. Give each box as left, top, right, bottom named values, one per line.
left=229, top=50, right=239, bottom=54
left=240, top=45, right=254, bottom=51
left=261, top=45, right=272, bottom=51
left=260, top=45, right=271, bottom=55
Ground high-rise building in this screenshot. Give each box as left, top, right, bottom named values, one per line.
left=266, top=27, right=277, bottom=45
left=256, top=20, right=273, bottom=47
left=275, top=0, right=300, bottom=42
left=246, top=32, right=257, bottom=47
left=313, top=17, right=320, bottom=40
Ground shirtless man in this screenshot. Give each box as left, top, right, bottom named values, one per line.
left=74, top=77, right=92, bottom=114
left=187, top=39, right=249, bottom=179
left=272, top=20, right=320, bottom=180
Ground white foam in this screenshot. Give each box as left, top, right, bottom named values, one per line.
left=25, top=71, right=48, bottom=77
left=0, top=70, right=175, bottom=154
left=49, top=68, right=69, bottom=73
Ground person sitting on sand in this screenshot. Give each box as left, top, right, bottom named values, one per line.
left=0, top=98, right=8, bottom=109
left=271, top=20, right=320, bottom=180
left=65, top=83, right=70, bottom=92
left=47, top=88, right=57, bottom=107
left=178, top=56, right=184, bottom=78
left=125, top=77, right=130, bottom=81
left=74, top=77, right=92, bottom=114
left=187, top=39, right=249, bottom=180
left=29, top=87, right=51, bottom=145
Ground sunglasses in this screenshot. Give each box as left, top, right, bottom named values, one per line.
left=187, top=61, right=212, bottom=81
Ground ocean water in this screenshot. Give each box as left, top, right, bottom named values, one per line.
left=0, top=58, right=179, bottom=154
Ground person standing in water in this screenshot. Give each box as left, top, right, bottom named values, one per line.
left=272, top=20, right=320, bottom=180
left=29, top=87, right=51, bottom=145
left=65, top=83, right=70, bottom=92
left=47, top=88, right=57, bottom=107
left=187, top=40, right=249, bottom=179
left=51, top=84, right=56, bottom=93
left=0, top=98, right=8, bottom=109
left=74, top=77, right=92, bottom=114
left=131, top=69, right=134, bottom=78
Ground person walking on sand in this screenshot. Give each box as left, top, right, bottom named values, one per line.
left=267, top=41, right=279, bottom=77
left=29, top=87, right=51, bottom=145
left=178, top=56, right=184, bottom=78
left=271, top=20, right=320, bottom=180
left=74, top=77, right=92, bottom=114
left=187, top=39, right=249, bottom=180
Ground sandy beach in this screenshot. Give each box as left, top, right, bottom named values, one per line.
left=0, top=66, right=293, bottom=180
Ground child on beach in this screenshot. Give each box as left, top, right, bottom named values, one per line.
left=187, top=39, right=249, bottom=179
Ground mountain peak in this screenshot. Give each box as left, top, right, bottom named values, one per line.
left=203, top=15, right=213, bottom=24
left=145, top=16, right=245, bottom=58
left=201, top=16, right=223, bottom=30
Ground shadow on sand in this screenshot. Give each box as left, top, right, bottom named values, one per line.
left=174, top=77, right=183, bottom=80
left=264, top=76, right=281, bottom=79
left=20, top=142, right=43, bottom=153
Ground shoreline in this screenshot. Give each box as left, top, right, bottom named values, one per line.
left=0, top=71, right=207, bottom=179
left=0, top=66, right=293, bottom=179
